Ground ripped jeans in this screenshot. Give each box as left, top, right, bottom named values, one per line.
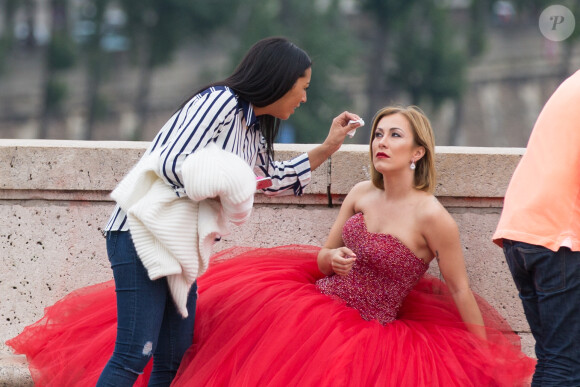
left=97, top=231, right=197, bottom=387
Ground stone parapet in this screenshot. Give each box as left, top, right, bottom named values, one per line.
left=0, top=140, right=530, bottom=384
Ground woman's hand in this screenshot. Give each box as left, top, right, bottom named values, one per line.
left=325, top=247, right=357, bottom=276
left=324, top=111, right=363, bottom=153
left=307, top=111, right=363, bottom=171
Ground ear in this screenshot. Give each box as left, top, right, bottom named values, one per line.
left=413, top=146, right=426, bottom=162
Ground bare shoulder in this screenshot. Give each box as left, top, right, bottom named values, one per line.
left=344, top=180, right=381, bottom=214
left=346, top=180, right=375, bottom=199
left=416, top=194, right=458, bottom=231
left=352, top=180, right=375, bottom=192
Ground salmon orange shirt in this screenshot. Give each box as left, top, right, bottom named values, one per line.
left=493, top=70, right=580, bottom=252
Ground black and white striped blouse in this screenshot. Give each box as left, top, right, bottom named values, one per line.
left=105, top=86, right=311, bottom=232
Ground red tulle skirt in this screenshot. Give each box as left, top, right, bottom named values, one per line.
left=7, top=245, right=535, bottom=386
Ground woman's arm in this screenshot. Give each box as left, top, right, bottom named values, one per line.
left=256, top=111, right=363, bottom=197
left=317, top=182, right=367, bottom=275
left=422, top=201, right=487, bottom=340
left=254, top=149, right=311, bottom=196
left=307, top=111, right=363, bottom=171
left=158, top=88, right=238, bottom=191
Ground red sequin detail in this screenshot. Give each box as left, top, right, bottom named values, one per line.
left=316, top=212, right=429, bottom=324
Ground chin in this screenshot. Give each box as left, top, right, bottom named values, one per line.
left=274, top=113, right=292, bottom=120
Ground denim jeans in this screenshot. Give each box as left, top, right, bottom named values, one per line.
left=503, top=239, right=580, bottom=386
left=96, top=231, right=197, bottom=387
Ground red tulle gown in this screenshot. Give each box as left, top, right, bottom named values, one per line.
left=8, top=213, right=535, bottom=386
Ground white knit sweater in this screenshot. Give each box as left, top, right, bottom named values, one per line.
left=110, top=143, right=256, bottom=317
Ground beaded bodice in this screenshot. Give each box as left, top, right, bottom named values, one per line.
left=316, top=212, right=430, bottom=324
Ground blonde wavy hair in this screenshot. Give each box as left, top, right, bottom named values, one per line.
left=369, top=106, right=436, bottom=193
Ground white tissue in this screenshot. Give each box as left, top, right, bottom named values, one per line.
left=347, top=119, right=365, bottom=138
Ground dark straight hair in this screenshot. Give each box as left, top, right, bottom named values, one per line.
left=178, top=36, right=312, bottom=160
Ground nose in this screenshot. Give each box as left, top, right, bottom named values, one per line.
left=377, top=136, right=388, bottom=148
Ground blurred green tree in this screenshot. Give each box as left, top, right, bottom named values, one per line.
left=444, top=0, right=490, bottom=145
left=38, top=0, right=76, bottom=138
left=118, top=0, right=236, bottom=140
left=78, top=0, right=110, bottom=140
left=359, top=1, right=479, bottom=145
left=0, top=0, right=18, bottom=76
left=389, top=4, right=466, bottom=109
left=226, top=0, right=359, bottom=144
left=358, top=0, right=419, bottom=140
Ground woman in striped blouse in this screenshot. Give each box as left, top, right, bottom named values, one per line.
left=95, top=36, right=363, bottom=386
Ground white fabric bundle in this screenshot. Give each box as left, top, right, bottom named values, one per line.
left=111, top=143, right=256, bottom=317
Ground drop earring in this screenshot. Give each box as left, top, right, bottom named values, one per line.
left=410, top=161, right=416, bottom=170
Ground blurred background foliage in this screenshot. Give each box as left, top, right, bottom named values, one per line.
left=0, top=0, right=578, bottom=146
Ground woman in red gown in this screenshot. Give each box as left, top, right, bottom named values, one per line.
left=8, top=106, right=535, bottom=386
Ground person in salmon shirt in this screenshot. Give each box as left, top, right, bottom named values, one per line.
left=493, top=70, right=580, bottom=386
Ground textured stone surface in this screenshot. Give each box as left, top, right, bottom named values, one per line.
left=0, top=355, right=32, bottom=387
left=0, top=202, right=114, bottom=353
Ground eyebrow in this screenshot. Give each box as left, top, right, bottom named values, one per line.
left=376, top=126, right=404, bottom=132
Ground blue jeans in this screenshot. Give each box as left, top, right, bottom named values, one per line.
left=503, top=239, right=580, bottom=386
left=97, top=231, right=197, bottom=387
